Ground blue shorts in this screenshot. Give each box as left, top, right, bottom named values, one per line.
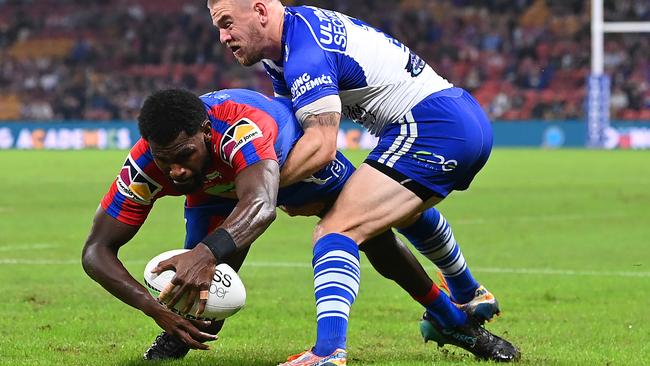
left=184, top=151, right=354, bottom=248
left=366, top=87, right=493, bottom=200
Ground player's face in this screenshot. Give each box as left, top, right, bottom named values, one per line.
left=149, top=124, right=213, bottom=194
left=210, top=0, right=267, bottom=66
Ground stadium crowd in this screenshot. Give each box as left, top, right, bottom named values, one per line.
left=0, top=0, right=648, bottom=121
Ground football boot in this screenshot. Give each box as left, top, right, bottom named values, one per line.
left=420, top=311, right=520, bottom=362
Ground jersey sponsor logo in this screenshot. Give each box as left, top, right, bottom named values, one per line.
left=405, top=50, right=426, bottom=77
left=219, top=118, right=263, bottom=166
left=306, top=7, right=347, bottom=50
left=290, top=72, right=334, bottom=99
left=116, top=155, right=162, bottom=204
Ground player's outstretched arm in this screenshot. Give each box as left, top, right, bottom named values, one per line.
left=279, top=112, right=340, bottom=187
left=82, top=208, right=216, bottom=350
left=157, top=159, right=279, bottom=316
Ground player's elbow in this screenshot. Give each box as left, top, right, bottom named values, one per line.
left=81, top=241, right=99, bottom=278
left=307, top=131, right=338, bottom=168
left=259, top=204, right=277, bottom=228
left=250, top=198, right=277, bottom=229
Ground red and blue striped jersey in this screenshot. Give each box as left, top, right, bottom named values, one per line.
left=101, top=89, right=301, bottom=226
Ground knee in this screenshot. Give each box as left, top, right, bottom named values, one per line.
left=312, top=219, right=366, bottom=245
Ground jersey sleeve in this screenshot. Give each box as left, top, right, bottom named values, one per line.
left=100, top=139, right=166, bottom=226
left=209, top=101, right=280, bottom=176
left=283, top=17, right=340, bottom=114
left=262, top=60, right=291, bottom=97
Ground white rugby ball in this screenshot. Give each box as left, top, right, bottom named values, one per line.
left=143, top=249, right=246, bottom=321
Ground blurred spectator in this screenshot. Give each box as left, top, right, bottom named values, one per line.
left=0, top=0, right=647, bottom=121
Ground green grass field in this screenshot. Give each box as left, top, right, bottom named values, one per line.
left=1, top=149, right=649, bottom=366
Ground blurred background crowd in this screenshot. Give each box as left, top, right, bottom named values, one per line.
left=0, top=0, right=648, bottom=121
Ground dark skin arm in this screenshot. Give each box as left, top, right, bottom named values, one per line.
left=81, top=208, right=216, bottom=350
left=279, top=112, right=340, bottom=187
left=156, top=159, right=279, bottom=315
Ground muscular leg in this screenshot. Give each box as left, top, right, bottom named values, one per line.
left=307, top=164, right=467, bottom=357
left=398, top=208, right=480, bottom=303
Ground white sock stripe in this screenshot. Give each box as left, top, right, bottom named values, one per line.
left=314, top=274, right=360, bottom=295
left=419, top=220, right=451, bottom=248
left=313, top=258, right=361, bottom=279
left=427, top=242, right=458, bottom=261
left=442, top=262, right=468, bottom=277
left=418, top=235, right=453, bottom=254
left=434, top=214, right=447, bottom=233
left=419, top=230, right=448, bottom=249
left=316, top=295, right=351, bottom=307
left=314, top=267, right=361, bottom=284
left=420, top=232, right=456, bottom=255
left=314, top=250, right=360, bottom=269
left=315, top=250, right=360, bottom=264
left=314, top=283, right=358, bottom=299
left=316, top=300, right=351, bottom=317
left=437, top=250, right=463, bottom=271
left=316, top=312, right=348, bottom=322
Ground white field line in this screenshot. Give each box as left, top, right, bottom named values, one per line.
left=0, top=244, right=60, bottom=251
left=455, top=212, right=629, bottom=225
left=0, top=258, right=647, bottom=278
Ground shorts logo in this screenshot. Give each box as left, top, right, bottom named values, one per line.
left=116, top=155, right=162, bottom=204
left=412, top=151, right=458, bottom=172
left=220, top=118, right=263, bottom=166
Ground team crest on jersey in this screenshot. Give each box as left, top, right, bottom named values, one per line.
left=219, top=118, right=263, bottom=166
left=116, top=155, right=162, bottom=204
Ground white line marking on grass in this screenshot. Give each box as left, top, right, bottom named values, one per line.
left=0, top=244, right=60, bottom=252
left=472, top=267, right=650, bottom=278
left=0, top=259, right=648, bottom=278
left=456, top=212, right=628, bottom=225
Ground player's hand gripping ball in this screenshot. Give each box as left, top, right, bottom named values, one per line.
left=144, top=249, right=246, bottom=320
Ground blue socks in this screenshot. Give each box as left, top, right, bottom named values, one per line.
left=399, top=208, right=479, bottom=304
left=312, top=233, right=360, bottom=356
left=412, top=283, right=467, bottom=329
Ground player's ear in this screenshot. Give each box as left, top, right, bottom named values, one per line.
left=201, top=119, right=212, bottom=140
left=253, top=2, right=268, bottom=23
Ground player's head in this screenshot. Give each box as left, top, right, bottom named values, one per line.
left=138, top=89, right=213, bottom=194
left=207, top=0, right=284, bottom=66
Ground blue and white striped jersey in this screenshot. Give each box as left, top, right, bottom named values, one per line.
left=262, top=6, right=453, bottom=135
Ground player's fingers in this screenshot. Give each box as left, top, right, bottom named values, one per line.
left=158, top=282, right=176, bottom=303
left=166, top=283, right=188, bottom=308
left=152, top=258, right=175, bottom=274
left=178, top=330, right=211, bottom=350
left=196, top=289, right=209, bottom=317
left=189, top=329, right=218, bottom=344
left=189, top=319, right=212, bottom=329
left=181, top=287, right=199, bottom=315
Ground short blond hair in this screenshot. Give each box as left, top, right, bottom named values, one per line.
left=207, top=0, right=280, bottom=8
